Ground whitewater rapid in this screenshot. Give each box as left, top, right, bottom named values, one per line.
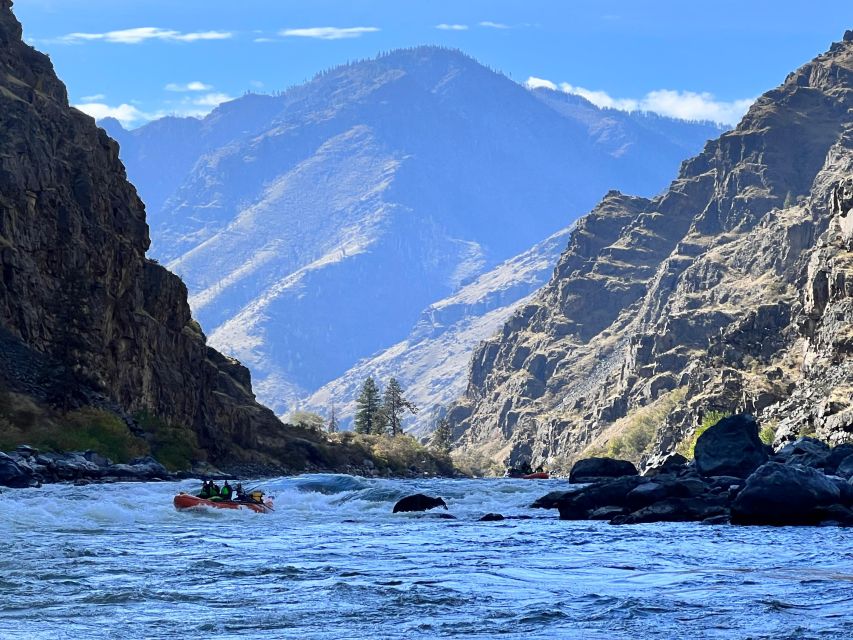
left=1, top=475, right=852, bottom=639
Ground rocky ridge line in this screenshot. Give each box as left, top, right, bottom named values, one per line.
left=449, top=31, right=853, bottom=470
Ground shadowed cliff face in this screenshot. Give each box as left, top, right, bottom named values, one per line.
left=450, top=33, right=853, bottom=470
left=0, top=0, right=366, bottom=471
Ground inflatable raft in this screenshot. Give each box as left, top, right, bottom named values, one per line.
left=173, top=492, right=274, bottom=514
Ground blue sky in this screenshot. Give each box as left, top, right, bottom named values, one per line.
left=14, top=0, right=853, bottom=128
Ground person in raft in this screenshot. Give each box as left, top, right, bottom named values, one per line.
left=220, top=481, right=233, bottom=501
left=198, top=480, right=224, bottom=500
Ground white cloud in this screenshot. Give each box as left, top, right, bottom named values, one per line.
left=279, top=26, right=379, bottom=40
left=192, top=92, right=234, bottom=107
left=525, top=76, right=557, bottom=91
left=254, top=37, right=275, bottom=43
left=165, top=81, right=213, bottom=92
left=479, top=21, right=510, bottom=29
left=61, top=27, right=232, bottom=45
left=640, top=90, right=755, bottom=125
left=435, top=24, right=469, bottom=31
left=525, top=76, right=754, bottom=125
left=80, top=93, right=105, bottom=101
left=74, top=102, right=149, bottom=126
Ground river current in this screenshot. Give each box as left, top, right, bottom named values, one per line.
left=1, top=475, right=851, bottom=639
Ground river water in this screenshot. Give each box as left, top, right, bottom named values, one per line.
left=1, top=475, right=851, bottom=639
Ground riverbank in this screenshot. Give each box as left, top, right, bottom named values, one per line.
left=0, top=442, right=461, bottom=488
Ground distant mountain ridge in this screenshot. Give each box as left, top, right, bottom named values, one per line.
left=106, top=46, right=724, bottom=427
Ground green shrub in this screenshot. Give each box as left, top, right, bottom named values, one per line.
left=677, top=410, right=729, bottom=459
left=54, top=408, right=149, bottom=463
left=601, top=388, right=687, bottom=464
left=135, top=410, right=203, bottom=471
left=288, top=410, right=326, bottom=432
left=759, top=421, right=778, bottom=446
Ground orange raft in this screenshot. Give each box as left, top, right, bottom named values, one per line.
left=173, top=492, right=274, bottom=514
left=521, top=472, right=550, bottom=480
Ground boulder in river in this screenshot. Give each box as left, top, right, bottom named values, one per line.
left=824, top=444, right=853, bottom=475
left=694, top=414, right=768, bottom=478
left=569, top=457, right=638, bottom=483
left=643, top=452, right=689, bottom=477
left=731, top=462, right=841, bottom=525
left=774, top=437, right=831, bottom=469
left=0, top=452, right=38, bottom=488
left=392, top=493, right=448, bottom=513
left=479, top=513, right=505, bottom=522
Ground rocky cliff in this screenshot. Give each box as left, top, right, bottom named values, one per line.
left=450, top=31, right=853, bottom=470
left=0, top=0, right=374, bottom=472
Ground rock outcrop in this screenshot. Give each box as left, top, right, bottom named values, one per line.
left=0, top=1, right=378, bottom=474
left=535, top=415, right=853, bottom=526
left=450, top=32, right=853, bottom=470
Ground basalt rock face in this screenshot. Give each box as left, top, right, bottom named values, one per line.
left=0, top=1, right=330, bottom=470
left=450, top=34, right=853, bottom=470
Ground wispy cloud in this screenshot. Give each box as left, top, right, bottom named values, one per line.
left=279, top=26, right=379, bottom=40
left=525, top=77, right=557, bottom=91
left=80, top=93, right=105, bottom=102
left=60, top=27, right=232, bottom=45
left=435, top=24, right=468, bottom=31
left=75, top=90, right=235, bottom=128
left=192, top=92, right=233, bottom=107
left=74, top=102, right=149, bottom=126
left=525, top=76, right=754, bottom=125
left=479, top=21, right=510, bottom=29
left=165, top=81, right=213, bottom=92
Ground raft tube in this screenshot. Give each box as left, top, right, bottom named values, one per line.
left=173, top=492, right=274, bottom=513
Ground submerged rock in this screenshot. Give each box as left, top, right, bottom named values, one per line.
left=479, top=513, right=505, bottom=522
left=392, top=494, right=448, bottom=513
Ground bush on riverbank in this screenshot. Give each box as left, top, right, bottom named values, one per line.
left=677, top=410, right=729, bottom=459
left=134, top=410, right=204, bottom=471
left=0, top=392, right=148, bottom=463
left=330, top=432, right=454, bottom=476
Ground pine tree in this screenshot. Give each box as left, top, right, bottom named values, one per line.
left=327, top=405, right=339, bottom=434
left=432, top=417, right=454, bottom=454
left=381, top=377, right=418, bottom=436
left=354, top=377, right=382, bottom=434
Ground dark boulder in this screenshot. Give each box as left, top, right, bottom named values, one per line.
left=694, top=414, right=768, bottom=478
left=0, top=452, right=37, bottom=488
left=731, top=462, right=841, bottom=525
left=612, top=496, right=728, bottom=525
left=479, top=513, right=505, bottom=522
left=393, top=493, right=448, bottom=513
left=644, top=452, right=689, bottom=477
left=835, top=455, right=853, bottom=480
left=108, top=456, right=170, bottom=480
left=626, top=480, right=673, bottom=510
left=827, top=445, right=853, bottom=475
left=569, top=457, right=638, bottom=483
left=557, top=476, right=646, bottom=520
left=531, top=490, right=575, bottom=509
left=775, top=437, right=831, bottom=469
left=588, top=506, right=625, bottom=520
